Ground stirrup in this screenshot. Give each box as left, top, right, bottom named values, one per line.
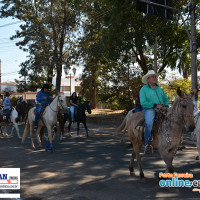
left=144, top=145, right=153, bottom=154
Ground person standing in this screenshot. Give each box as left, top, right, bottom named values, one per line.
left=140, top=70, right=169, bottom=154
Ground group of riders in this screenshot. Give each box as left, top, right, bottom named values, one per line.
left=0, top=83, right=79, bottom=132
left=0, top=70, right=169, bottom=154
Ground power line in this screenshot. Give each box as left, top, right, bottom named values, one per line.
left=0, top=21, right=21, bottom=28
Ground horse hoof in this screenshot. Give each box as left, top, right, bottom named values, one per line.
left=140, top=172, right=145, bottom=178
left=130, top=172, right=136, bottom=176
left=196, top=156, right=199, bottom=160
left=129, top=166, right=134, bottom=173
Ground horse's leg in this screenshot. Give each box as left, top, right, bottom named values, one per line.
left=47, top=126, right=54, bottom=152
left=35, top=126, right=42, bottom=148
left=77, top=122, right=80, bottom=136
left=82, top=122, right=89, bottom=137
left=68, top=121, right=72, bottom=132
left=129, top=142, right=144, bottom=178
left=29, top=123, right=35, bottom=149
left=159, top=150, right=174, bottom=173
left=13, top=121, right=21, bottom=138
left=196, top=131, right=200, bottom=160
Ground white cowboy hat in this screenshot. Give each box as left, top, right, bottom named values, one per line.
left=142, top=70, right=158, bottom=84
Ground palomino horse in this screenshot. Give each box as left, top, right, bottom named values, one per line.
left=124, top=88, right=196, bottom=178
left=115, top=108, right=135, bottom=145
left=22, top=95, right=66, bottom=152
left=2, top=108, right=21, bottom=138
left=68, top=101, right=91, bottom=137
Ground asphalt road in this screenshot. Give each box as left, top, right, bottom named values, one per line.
left=0, top=122, right=200, bottom=200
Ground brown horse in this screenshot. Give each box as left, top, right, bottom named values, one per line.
left=123, top=88, right=196, bottom=178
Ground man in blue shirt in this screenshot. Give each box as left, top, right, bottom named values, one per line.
left=3, top=92, right=11, bottom=124
left=34, top=84, right=53, bottom=130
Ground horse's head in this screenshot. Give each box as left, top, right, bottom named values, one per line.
left=176, top=87, right=196, bottom=132
left=83, top=101, right=91, bottom=114
left=57, top=95, right=67, bottom=111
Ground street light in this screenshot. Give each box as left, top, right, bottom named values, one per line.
left=63, top=66, right=76, bottom=96
left=120, top=51, right=137, bottom=110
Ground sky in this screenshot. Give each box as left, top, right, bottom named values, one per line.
left=0, top=17, right=28, bottom=82
left=0, top=17, right=82, bottom=84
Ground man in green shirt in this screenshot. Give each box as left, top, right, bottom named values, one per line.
left=140, top=70, right=169, bottom=154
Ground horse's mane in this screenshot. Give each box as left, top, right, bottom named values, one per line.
left=166, top=96, right=183, bottom=124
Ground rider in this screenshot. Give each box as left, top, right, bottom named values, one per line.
left=69, top=92, right=79, bottom=122
left=140, top=70, right=169, bottom=154
left=34, top=84, right=53, bottom=130
left=3, top=92, right=11, bottom=124
left=0, top=95, right=4, bottom=109
left=17, top=96, right=25, bottom=104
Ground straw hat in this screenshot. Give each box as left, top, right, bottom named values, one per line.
left=142, top=70, right=158, bottom=84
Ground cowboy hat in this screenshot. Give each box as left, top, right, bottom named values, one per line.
left=42, top=83, right=50, bottom=89
left=142, top=70, right=158, bottom=84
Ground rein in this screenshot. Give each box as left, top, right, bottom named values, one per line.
left=49, top=96, right=65, bottom=113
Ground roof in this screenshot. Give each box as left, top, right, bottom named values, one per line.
left=1, top=81, right=19, bottom=86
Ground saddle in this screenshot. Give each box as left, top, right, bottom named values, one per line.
left=33, top=107, right=47, bottom=116
left=135, top=107, right=168, bottom=148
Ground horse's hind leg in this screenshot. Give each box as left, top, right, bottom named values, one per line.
left=30, top=124, right=35, bottom=149
left=68, top=121, right=72, bottom=132
left=36, top=126, right=42, bottom=148
left=129, top=143, right=144, bottom=178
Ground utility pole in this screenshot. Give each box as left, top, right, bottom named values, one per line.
left=0, top=59, right=1, bottom=95
left=154, top=37, right=157, bottom=73
left=190, top=0, right=198, bottom=112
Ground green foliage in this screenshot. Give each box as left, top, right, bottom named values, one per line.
left=160, top=78, right=192, bottom=101
left=10, top=96, right=18, bottom=106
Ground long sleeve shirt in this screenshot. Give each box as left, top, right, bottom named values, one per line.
left=140, top=84, right=169, bottom=109
left=36, top=90, right=53, bottom=105
left=4, top=97, right=10, bottom=110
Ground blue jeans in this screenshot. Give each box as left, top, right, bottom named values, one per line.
left=4, top=108, right=10, bottom=123
left=69, top=105, right=76, bottom=121
left=142, top=108, right=156, bottom=146
left=135, top=106, right=143, bottom=113
left=34, top=104, right=44, bottom=126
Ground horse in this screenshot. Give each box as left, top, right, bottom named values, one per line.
left=21, top=95, right=66, bottom=152
left=192, top=110, right=200, bottom=160
left=68, top=101, right=91, bottom=137
left=2, top=107, right=21, bottom=138
left=16, top=102, right=33, bottom=124
left=115, top=108, right=135, bottom=145
left=122, top=88, right=196, bottom=179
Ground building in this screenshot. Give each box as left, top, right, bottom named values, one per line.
left=1, top=76, right=81, bottom=105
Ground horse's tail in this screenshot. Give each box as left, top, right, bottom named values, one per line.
left=115, top=116, right=127, bottom=135
left=22, top=119, right=30, bottom=143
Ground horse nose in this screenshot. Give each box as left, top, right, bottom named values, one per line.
left=189, top=125, right=195, bottom=132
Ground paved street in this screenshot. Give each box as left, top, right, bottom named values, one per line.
left=0, top=122, right=200, bottom=200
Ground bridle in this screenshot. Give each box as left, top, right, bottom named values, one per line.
left=49, top=96, right=65, bottom=112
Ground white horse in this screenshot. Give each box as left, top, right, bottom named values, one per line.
left=3, top=108, right=21, bottom=138
left=193, top=110, right=200, bottom=160
left=22, top=95, right=66, bottom=152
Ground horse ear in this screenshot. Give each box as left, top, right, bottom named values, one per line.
left=190, top=89, right=197, bottom=97
left=177, top=87, right=183, bottom=97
